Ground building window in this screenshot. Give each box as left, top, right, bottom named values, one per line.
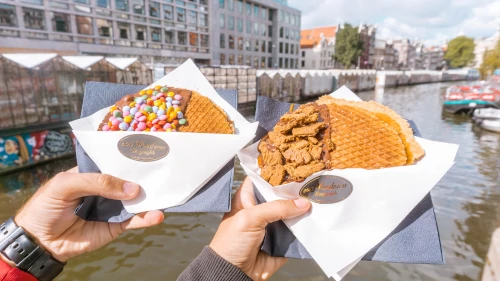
left=279, top=42, right=283, bottom=53
left=254, top=39, right=259, bottom=52
left=189, top=32, right=197, bottom=46
left=23, top=8, right=45, bottom=30
left=260, top=23, right=266, bottom=36
left=219, top=14, right=225, bottom=29
left=199, top=13, right=207, bottom=26
left=261, top=57, right=266, bottom=68
left=220, top=34, right=225, bottom=48
left=178, top=31, right=187, bottom=44
left=165, top=29, right=174, bottom=43
left=177, top=7, right=185, bottom=22
left=301, top=51, right=305, bottom=57
left=220, top=53, right=226, bottom=65
left=268, top=25, right=272, bottom=37
left=246, top=19, right=251, bottom=34
left=175, top=0, right=185, bottom=6
left=291, top=13, right=295, bottom=26
left=279, top=27, right=283, bottom=38
left=22, top=0, right=43, bottom=5
left=268, top=57, right=272, bottom=68
left=246, top=56, right=251, bottom=66
left=132, top=0, right=145, bottom=14
left=151, top=28, right=161, bottom=41
left=245, top=3, right=251, bottom=15
left=253, top=57, right=258, bottom=68
left=285, top=12, right=289, bottom=24
left=76, top=16, right=92, bottom=35
left=237, top=0, right=243, bottom=13
left=253, top=22, right=258, bottom=35
left=118, top=22, right=129, bottom=39
left=268, top=9, right=273, bottom=21
left=51, top=12, right=70, bottom=32
left=187, top=3, right=196, bottom=9
left=238, top=55, right=243, bottom=65
left=285, top=43, right=289, bottom=54
left=136, top=25, right=145, bottom=40
left=188, top=11, right=196, bottom=25
left=116, top=0, right=128, bottom=11
left=285, top=28, right=289, bottom=39
left=301, top=60, right=305, bottom=67
left=49, top=1, right=69, bottom=9
left=245, top=39, right=250, bottom=51
left=164, top=5, right=173, bottom=20
left=253, top=4, right=259, bottom=17
left=279, top=10, right=283, bottom=22
left=200, top=34, right=209, bottom=47
left=261, top=41, right=265, bottom=53
left=261, top=7, right=266, bottom=19
left=97, top=19, right=112, bottom=37
left=279, top=58, right=282, bottom=68
left=97, top=0, right=110, bottom=8
left=237, top=18, right=243, bottom=32
left=228, top=15, right=234, bottom=30
left=219, top=0, right=224, bottom=9
left=285, top=58, right=289, bottom=68
left=228, top=35, right=234, bottom=49
left=237, top=37, right=243, bottom=50
left=268, top=41, right=272, bottom=53
left=228, top=0, right=234, bottom=11
left=149, top=1, right=160, bottom=17
left=229, top=54, right=235, bottom=65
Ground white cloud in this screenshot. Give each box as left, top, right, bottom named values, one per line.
left=290, top=0, right=500, bottom=46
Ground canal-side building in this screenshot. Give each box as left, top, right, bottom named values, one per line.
left=0, top=0, right=301, bottom=67
left=357, top=24, right=376, bottom=69
left=392, top=39, right=416, bottom=70
left=299, top=26, right=336, bottom=70
left=373, top=39, right=397, bottom=70
left=210, top=0, right=301, bottom=68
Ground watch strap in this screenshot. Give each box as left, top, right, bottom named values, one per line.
left=0, top=218, right=65, bottom=281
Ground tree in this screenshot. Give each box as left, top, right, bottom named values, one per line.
left=444, top=36, right=475, bottom=68
left=478, top=41, right=500, bottom=79
left=333, top=23, right=364, bottom=69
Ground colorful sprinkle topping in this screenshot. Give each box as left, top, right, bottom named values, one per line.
left=102, top=85, right=184, bottom=132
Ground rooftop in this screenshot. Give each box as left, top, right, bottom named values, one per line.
left=300, top=26, right=337, bottom=48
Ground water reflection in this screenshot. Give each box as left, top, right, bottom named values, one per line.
left=0, top=82, right=499, bottom=281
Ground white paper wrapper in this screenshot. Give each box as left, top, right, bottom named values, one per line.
left=70, top=59, right=258, bottom=214
left=237, top=87, right=458, bottom=280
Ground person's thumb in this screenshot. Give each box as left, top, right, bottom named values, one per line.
left=46, top=172, right=140, bottom=201
left=247, top=198, right=311, bottom=228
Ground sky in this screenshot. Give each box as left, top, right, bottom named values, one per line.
left=289, top=0, right=500, bottom=46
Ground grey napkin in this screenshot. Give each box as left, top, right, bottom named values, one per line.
left=255, top=95, right=444, bottom=264
left=74, top=82, right=235, bottom=222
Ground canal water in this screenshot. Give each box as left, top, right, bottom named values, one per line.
left=1, top=82, right=499, bottom=281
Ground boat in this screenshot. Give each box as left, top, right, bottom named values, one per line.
left=473, top=108, right=500, bottom=133
left=443, top=85, right=500, bottom=115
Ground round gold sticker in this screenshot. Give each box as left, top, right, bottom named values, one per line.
left=117, top=134, right=169, bottom=162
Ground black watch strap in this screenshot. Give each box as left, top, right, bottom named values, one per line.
left=0, top=218, right=66, bottom=281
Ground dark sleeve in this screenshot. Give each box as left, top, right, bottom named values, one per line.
left=177, top=246, right=252, bottom=281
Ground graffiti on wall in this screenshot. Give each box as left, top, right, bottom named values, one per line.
left=0, top=130, right=75, bottom=170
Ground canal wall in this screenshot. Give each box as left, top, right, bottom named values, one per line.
left=0, top=128, right=76, bottom=174
left=482, top=228, right=500, bottom=281
left=165, top=66, right=473, bottom=104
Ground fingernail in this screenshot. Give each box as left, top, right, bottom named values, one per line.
left=123, top=182, right=139, bottom=195
left=294, top=198, right=310, bottom=209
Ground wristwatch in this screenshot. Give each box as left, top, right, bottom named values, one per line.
left=0, top=218, right=66, bottom=281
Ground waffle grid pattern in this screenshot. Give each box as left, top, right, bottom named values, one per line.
left=179, top=92, right=234, bottom=134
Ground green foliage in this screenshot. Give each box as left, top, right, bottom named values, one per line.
left=333, top=23, right=364, bottom=69
left=444, top=36, right=475, bottom=68
left=479, top=40, right=500, bottom=79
